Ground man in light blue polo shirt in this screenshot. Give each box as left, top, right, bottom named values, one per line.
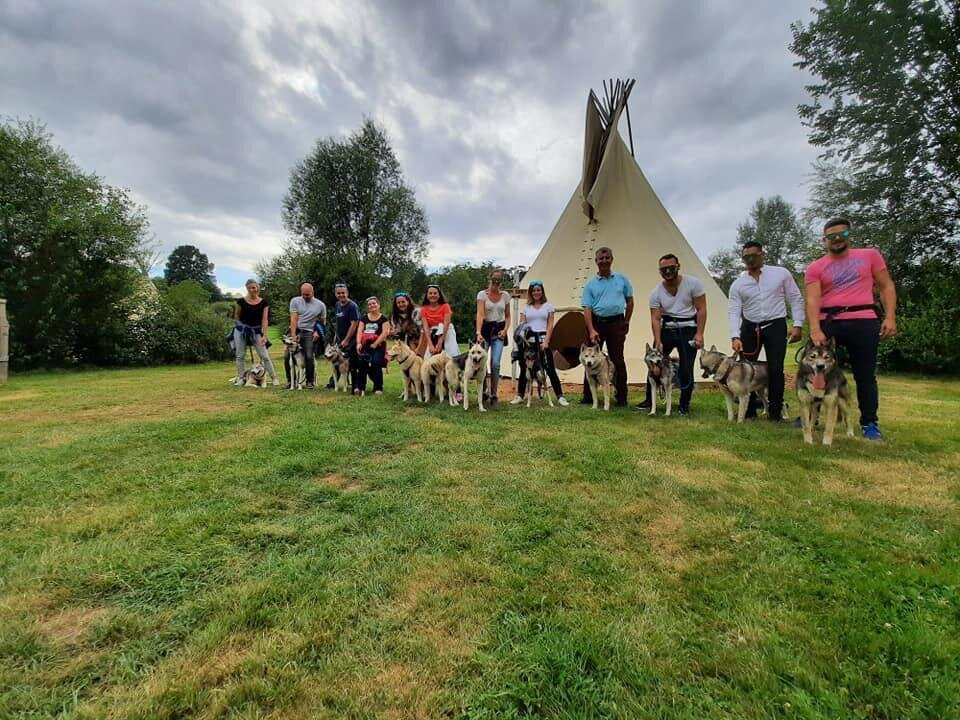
left=581, top=246, right=634, bottom=406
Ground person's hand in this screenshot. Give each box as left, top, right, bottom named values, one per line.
left=788, top=327, right=802, bottom=343
left=624, top=322, right=630, bottom=335
left=731, top=338, right=743, bottom=353
left=693, top=332, right=704, bottom=349
left=476, top=332, right=483, bottom=343
left=879, top=317, right=897, bottom=340
left=589, top=330, right=599, bottom=345
left=259, top=335, right=268, bottom=346
left=312, top=331, right=320, bottom=341
left=540, top=340, right=548, bottom=351
left=654, top=340, right=663, bottom=352
left=810, top=328, right=827, bottom=346
left=497, top=329, right=506, bottom=339
left=340, top=339, right=349, bottom=349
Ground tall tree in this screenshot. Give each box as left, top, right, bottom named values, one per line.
left=790, top=0, right=960, bottom=272
left=282, top=119, right=429, bottom=275
left=709, top=196, right=818, bottom=293
left=164, top=244, right=220, bottom=299
left=0, top=120, right=151, bottom=368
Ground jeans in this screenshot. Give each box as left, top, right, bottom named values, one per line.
left=822, top=318, right=881, bottom=425
left=233, top=328, right=277, bottom=379
left=486, top=335, right=505, bottom=398
left=285, top=329, right=316, bottom=385
left=642, top=326, right=697, bottom=410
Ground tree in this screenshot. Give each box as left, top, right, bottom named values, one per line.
left=0, top=119, right=151, bottom=368
left=709, top=196, right=818, bottom=293
left=790, top=0, right=960, bottom=272
left=164, top=244, right=220, bottom=299
left=282, top=119, right=429, bottom=275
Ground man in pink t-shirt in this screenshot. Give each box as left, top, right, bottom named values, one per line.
left=805, top=217, right=898, bottom=440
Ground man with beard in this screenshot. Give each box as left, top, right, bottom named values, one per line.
left=805, top=217, right=898, bottom=440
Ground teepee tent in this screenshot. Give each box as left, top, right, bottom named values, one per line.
left=516, top=79, right=729, bottom=383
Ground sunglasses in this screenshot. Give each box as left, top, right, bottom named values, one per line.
left=490, top=277, right=502, bottom=283
left=824, top=229, right=851, bottom=241
left=742, top=253, right=762, bottom=261
left=659, top=265, right=679, bottom=275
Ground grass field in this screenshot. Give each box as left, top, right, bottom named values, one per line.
left=1, top=354, right=958, bottom=719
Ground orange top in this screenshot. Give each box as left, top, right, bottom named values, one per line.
left=420, top=303, right=451, bottom=328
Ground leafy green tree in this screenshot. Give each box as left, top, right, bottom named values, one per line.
left=164, top=244, right=220, bottom=300
left=709, top=196, right=818, bottom=293
left=282, top=119, right=429, bottom=275
left=790, top=0, right=960, bottom=272
left=0, top=119, right=151, bottom=368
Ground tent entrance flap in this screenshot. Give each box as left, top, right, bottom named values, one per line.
left=550, top=311, right=587, bottom=370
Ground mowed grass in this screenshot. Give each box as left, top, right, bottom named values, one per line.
left=1, top=356, right=958, bottom=720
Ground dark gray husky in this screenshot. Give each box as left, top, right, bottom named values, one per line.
left=796, top=339, right=856, bottom=445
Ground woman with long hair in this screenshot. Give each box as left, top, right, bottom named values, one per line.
left=390, top=291, right=421, bottom=347
left=475, top=268, right=511, bottom=406
left=232, top=279, right=279, bottom=385
left=510, top=280, right=568, bottom=406
left=417, top=284, right=459, bottom=359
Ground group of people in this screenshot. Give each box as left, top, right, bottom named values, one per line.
left=231, top=216, right=897, bottom=439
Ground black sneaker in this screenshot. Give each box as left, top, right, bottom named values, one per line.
left=580, top=397, right=592, bottom=405
left=678, top=407, right=689, bottom=416
left=305, top=382, right=315, bottom=389
left=634, top=401, right=651, bottom=411
left=489, top=396, right=498, bottom=407
left=325, top=378, right=335, bottom=389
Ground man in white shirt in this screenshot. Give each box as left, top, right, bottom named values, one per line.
left=728, top=241, right=805, bottom=422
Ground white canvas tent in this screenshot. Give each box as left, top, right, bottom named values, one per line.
left=514, top=80, right=729, bottom=383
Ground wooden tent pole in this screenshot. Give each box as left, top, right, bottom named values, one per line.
left=0, top=298, right=8, bottom=384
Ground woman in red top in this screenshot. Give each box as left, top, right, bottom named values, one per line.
left=417, top=284, right=459, bottom=359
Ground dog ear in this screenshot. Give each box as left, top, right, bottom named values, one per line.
left=709, top=344, right=717, bottom=351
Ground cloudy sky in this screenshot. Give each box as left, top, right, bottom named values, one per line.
left=1, top=0, right=820, bottom=294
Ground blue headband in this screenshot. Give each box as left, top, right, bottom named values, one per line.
left=528, top=280, right=543, bottom=288
left=394, top=291, right=409, bottom=298
left=334, top=283, right=347, bottom=289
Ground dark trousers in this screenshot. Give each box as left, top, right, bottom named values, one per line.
left=355, top=343, right=385, bottom=393
left=582, top=318, right=628, bottom=405
left=285, top=329, right=316, bottom=385
left=642, top=326, right=697, bottom=410
left=822, top=318, right=881, bottom=425
left=740, top=317, right=787, bottom=421
left=518, top=333, right=564, bottom=398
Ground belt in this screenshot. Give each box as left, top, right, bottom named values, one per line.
left=742, top=316, right=786, bottom=329
left=594, top=314, right=625, bottom=324
left=661, top=314, right=696, bottom=326
left=820, top=304, right=878, bottom=319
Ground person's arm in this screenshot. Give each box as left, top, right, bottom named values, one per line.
left=583, top=307, right=598, bottom=345
left=260, top=304, right=270, bottom=346
left=375, top=320, right=391, bottom=347
left=784, top=272, right=804, bottom=342
left=475, top=298, right=485, bottom=342
left=624, top=297, right=634, bottom=330
left=439, top=306, right=452, bottom=350
left=650, top=307, right=663, bottom=350
left=728, top=281, right=743, bottom=352
left=806, top=280, right=825, bottom=346
left=501, top=301, right=510, bottom=339
left=289, top=312, right=299, bottom=338
left=875, top=268, right=897, bottom=339
left=693, top=294, right=706, bottom=348
left=234, top=302, right=241, bottom=322
left=342, top=316, right=359, bottom=348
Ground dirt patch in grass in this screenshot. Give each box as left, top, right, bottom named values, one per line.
left=0, top=390, right=41, bottom=402
left=688, top=447, right=767, bottom=474
left=643, top=502, right=690, bottom=570
left=315, top=474, right=363, bottom=492
left=205, top=423, right=274, bottom=453
left=35, top=606, right=109, bottom=645
left=8, top=395, right=235, bottom=428
left=823, top=460, right=956, bottom=511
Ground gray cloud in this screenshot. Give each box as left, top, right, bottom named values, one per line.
left=1, top=0, right=818, bottom=288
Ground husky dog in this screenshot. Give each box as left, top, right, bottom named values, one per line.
left=699, top=345, right=770, bottom=423
left=643, top=343, right=679, bottom=416
left=390, top=339, right=423, bottom=402
left=796, top=339, right=857, bottom=445
left=323, top=344, right=351, bottom=393
left=444, top=353, right=468, bottom=407
left=420, top=352, right=450, bottom=403
left=282, top=334, right=307, bottom=390
left=461, top=340, right=489, bottom=411
left=521, top=330, right=555, bottom=408
left=230, top=363, right=268, bottom=388
left=579, top=343, right=614, bottom=411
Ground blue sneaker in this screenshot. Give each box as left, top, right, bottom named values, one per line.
left=862, top=422, right=884, bottom=440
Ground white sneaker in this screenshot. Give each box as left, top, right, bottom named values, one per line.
left=510, top=396, right=525, bottom=405
left=272, top=377, right=280, bottom=386
left=558, top=396, right=570, bottom=407
left=233, top=378, right=244, bottom=386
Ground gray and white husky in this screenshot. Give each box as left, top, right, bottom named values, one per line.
left=699, top=345, right=770, bottom=422
left=579, top=343, right=614, bottom=411
left=644, top=343, right=678, bottom=416
left=282, top=334, right=307, bottom=390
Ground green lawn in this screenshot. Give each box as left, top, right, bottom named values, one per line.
left=1, top=356, right=958, bottom=719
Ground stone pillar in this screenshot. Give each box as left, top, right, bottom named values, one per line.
left=0, top=299, right=8, bottom=383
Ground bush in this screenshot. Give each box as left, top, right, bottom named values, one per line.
left=120, top=281, right=232, bottom=365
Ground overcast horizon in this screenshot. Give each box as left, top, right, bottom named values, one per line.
left=1, top=0, right=821, bottom=295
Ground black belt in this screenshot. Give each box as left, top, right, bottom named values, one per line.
left=594, top=314, right=624, bottom=324
left=820, top=304, right=878, bottom=319
left=742, top=316, right=786, bottom=330
left=661, top=314, right=696, bottom=325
